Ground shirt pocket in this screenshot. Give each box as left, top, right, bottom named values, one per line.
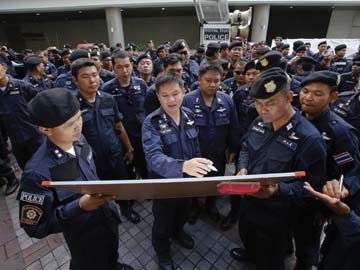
left=162, top=133, right=178, bottom=145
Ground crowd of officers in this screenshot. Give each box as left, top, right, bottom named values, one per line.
left=0, top=36, right=359, bottom=270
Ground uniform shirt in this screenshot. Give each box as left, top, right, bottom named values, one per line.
left=182, top=90, right=240, bottom=170
left=332, top=91, right=360, bottom=131
left=19, top=136, right=120, bottom=269
left=76, top=91, right=124, bottom=171
left=57, top=65, right=70, bottom=76
left=101, top=77, right=147, bottom=141
left=99, top=68, right=115, bottom=83
left=337, top=72, right=358, bottom=93
left=0, top=51, right=17, bottom=77
left=0, top=77, right=42, bottom=144
left=223, top=77, right=242, bottom=95
left=44, top=62, right=58, bottom=79
left=152, top=58, right=164, bottom=77
left=239, top=112, right=327, bottom=197
left=142, top=106, right=201, bottom=179
left=190, top=81, right=232, bottom=95
left=232, top=84, right=258, bottom=137
left=293, top=71, right=313, bottom=83
left=315, top=61, right=337, bottom=72
left=183, top=60, right=199, bottom=86
left=332, top=57, right=350, bottom=74
left=55, top=71, right=77, bottom=93
left=23, top=74, right=54, bottom=92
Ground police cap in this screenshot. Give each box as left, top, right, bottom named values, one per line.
left=170, top=39, right=188, bottom=53
left=300, top=70, right=339, bottom=89
left=90, top=50, right=100, bottom=57
left=293, top=40, right=304, bottom=50
left=297, top=56, right=317, bottom=66
left=335, top=44, right=346, bottom=51
left=256, top=51, right=283, bottom=71
left=229, top=40, right=243, bottom=50
left=100, top=51, right=111, bottom=60
left=295, top=44, right=307, bottom=53
left=60, top=49, right=72, bottom=57
left=28, top=88, right=80, bottom=128
left=250, top=67, right=289, bottom=99
left=24, top=56, right=41, bottom=66
left=318, top=41, right=327, bottom=46
left=69, top=49, right=90, bottom=61
left=196, top=46, right=205, bottom=53
left=220, top=42, right=229, bottom=50
left=280, top=43, right=290, bottom=49
left=24, top=48, right=33, bottom=54
left=136, top=53, right=152, bottom=65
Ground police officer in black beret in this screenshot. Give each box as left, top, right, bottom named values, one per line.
left=293, top=56, right=317, bottom=82
left=101, top=51, right=113, bottom=72
left=299, top=70, right=360, bottom=270
left=200, top=42, right=221, bottom=65
left=226, top=40, right=246, bottom=79
left=19, top=88, right=133, bottom=270
left=153, top=45, right=169, bottom=77
left=220, top=42, right=229, bottom=60
left=90, top=50, right=115, bottom=83
left=279, top=43, right=290, bottom=59
left=190, top=46, right=205, bottom=66
left=57, top=49, right=72, bottom=76
left=23, top=56, right=54, bottom=91
left=136, top=53, right=155, bottom=86
left=333, top=44, right=350, bottom=74
left=38, top=50, right=58, bottom=81
left=313, top=41, right=327, bottom=61
left=230, top=67, right=327, bottom=270
left=288, top=40, right=305, bottom=60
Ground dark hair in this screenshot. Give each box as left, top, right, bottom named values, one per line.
left=205, top=49, right=218, bottom=58
left=300, top=62, right=315, bottom=72
left=155, top=73, right=184, bottom=93
left=163, top=53, right=183, bottom=68
left=199, top=62, right=223, bottom=77
left=111, top=51, right=131, bottom=66
left=71, top=58, right=97, bottom=78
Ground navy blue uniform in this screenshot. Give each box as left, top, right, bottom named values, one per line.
left=57, top=64, right=69, bottom=76
left=189, top=80, right=232, bottom=95
left=44, top=62, right=58, bottom=79
left=142, top=106, right=200, bottom=258
left=183, top=90, right=239, bottom=174
left=183, top=60, right=199, bottom=86
left=337, top=72, right=358, bottom=93
left=0, top=77, right=44, bottom=168
left=223, top=77, right=241, bottom=94
left=0, top=51, right=17, bottom=77
left=237, top=112, right=327, bottom=270
left=101, top=77, right=148, bottom=178
left=23, top=75, right=54, bottom=92
left=293, top=71, right=313, bottom=83
left=332, top=91, right=360, bottom=131
left=332, top=58, right=350, bottom=74
left=19, top=136, right=121, bottom=270
left=55, top=71, right=77, bottom=93
left=99, top=68, right=115, bottom=83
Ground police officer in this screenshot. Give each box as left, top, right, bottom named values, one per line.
left=287, top=44, right=307, bottom=75
left=279, top=43, right=290, bottom=60
left=153, top=45, right=168, bottom=77
left=315, top=50, right=337, bottom=72
left=145, top=53, right=189, bottom=115
left=219, top=42, right=229, bottom=60
left=101, top=51, right=148, bottom=179
left=293, top=56, right=317, bottom=82
left=0, top=46, right=17, bottom=77
left=337, top=55, right=360, bottom=93
left=57, top=49, right=72, bottom=76
left=225, top=40, right=246, bottom=79
left=287, top=40, right=304, bottom=60
left=56, top=49, right=91, bottom=94
left=142, top=73, right=213, bottom=270
left=200, top=43, right=220, bottom=65
left=190, top=46, right=205, bottom=66
left=183, top=62, right=240, bottom=224
left=23, top=56, right=54, bottom=92
left=313, top=41, right=327, bottom=61
left=0, top=63, right=44, bottom=169
left=230, top=68, right=327, bottom=270
left=136, top=53, right=155, bottom=87
left=90, top=50, right=115, bottom=83
left=101, top=51, right=113, bottom=72
left=72, top=58, right=140, bottom=224
left=223, top=60, right=247, bottom=94
left=38, top=50, right=58, bottom=80
left=20, top=88, right=133, bottom=270
left=333, top=44, right=350, bottom=74
left=332, top=90, right=360, bottom=131
left=304, top=178, right=360, bottom=270
left=170, top=39, right=199, bottom=86
left=298, top=70, right=360, bottom=269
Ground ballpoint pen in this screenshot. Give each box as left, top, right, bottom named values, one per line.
left=338, top=174, right=344, bottom=194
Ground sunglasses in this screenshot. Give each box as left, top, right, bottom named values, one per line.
left=353, top=63, right=360, bottom=66
left=234, top=71, right=243, bottom=75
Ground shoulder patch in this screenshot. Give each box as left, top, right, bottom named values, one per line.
left=21, top=205, right=43, bottom=225
left=333, top=152, right=354, bottom=166
left=20, top=192, right=45, bottom=205
left=277, top=136, right=297, bottom=151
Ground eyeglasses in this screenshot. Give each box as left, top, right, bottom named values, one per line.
left=234, top=71, right=243, bottom=75
left=353, top=63, right=360, bottom=66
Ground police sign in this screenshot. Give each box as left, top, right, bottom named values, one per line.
left=201, top=24, right=231, bottom=48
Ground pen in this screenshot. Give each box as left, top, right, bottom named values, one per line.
left=338, top=174, right=344, bottom=193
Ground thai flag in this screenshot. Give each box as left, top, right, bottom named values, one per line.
left=333, top=152, right=354, bottom=165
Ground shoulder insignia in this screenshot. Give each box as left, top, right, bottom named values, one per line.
left=321, top=132, right=331, bottom=141
left=286, top=123, right=293, bottom=131
left=288, top=132, right=299, bottom=140
left=21, top=205, right=43, bottom=225
left=333, top=152, right=353, bottom=166
left=20, top=192, right=45, bottom=205
left=277, top=136, right=297, bottom=151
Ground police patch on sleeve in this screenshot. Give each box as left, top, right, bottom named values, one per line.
left=21, top=205, right=43, bottom=225
left=333, top=152, right=354, bottom=166
left=20, top=192, right=45, bottom=205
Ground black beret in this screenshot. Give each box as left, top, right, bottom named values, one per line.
left=196, top=46, right=205, bottom=53
left=229, top=40, right=243, bottom=50
left=136, top=53, right=152, bottom=65
left=244, top=59, right=257, bottom=74
left=335, top=44, right=347, bottom=51
left=207, top=42, right=221, bottom=51
left=170, top=39, right=188, bottom=53
left=63, top=44, right=72, bottom=49
left=28, top=88, right=80, bottom=128
left=90, top=50, right=100, bottom=57
left=220, top=42, right=229, bottom=50
left=295, top=45, right=307, bottom=52
left=24, top=48, right=33, bottom=53
left=293, top=40, right=304, bottom=50
left=130, top=56, right=138, bottom=63
left=100, top=51, right=111, bottom=60
left=60, top=49, right=72, bottom=57
left=297, top=56, right=317, bottom=66
left=216, top=59, right=229, bottom=70
left=353, top=55, right=360, bottom=62
left=69, top=49, right=90, bottom=61
left=300, top=71, right=339, bottom=88
left=250, top=67, right=289, bottom=99
left=318, top=41, right=327, bottom=46
left=156, top=45, right=166, bottom=55
left=24, top=56, right=41, bottom=66
left=256, top=47, right=271, bottom=56
left=129, top=43, right=137, bottom=49
left=125, top=44, right=133, bottom=51
left=280, top=43, right=290, bottom=49
left=256, top=51, right=283, bottom=71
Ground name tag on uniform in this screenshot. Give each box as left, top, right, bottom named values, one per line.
left=20, top=192, right=45, bottom=205
left=333, top=107, right=348, bottom=117
left=252, top=125, right=265, bottom=135
left=10, top=90, right=20, bottom=95
left=277, top=136, right=297, bottom=151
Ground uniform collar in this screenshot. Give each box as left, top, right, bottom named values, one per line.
left=195, top=90, right=225, bottom=112
left=45, top=137, right=83, bottom=163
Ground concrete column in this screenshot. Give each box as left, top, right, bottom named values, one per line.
left=327, top=9, right=360, bottom=38
left=105, top=7, right=125, bottom=47
left=251, top=4, right=270, bottom=43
